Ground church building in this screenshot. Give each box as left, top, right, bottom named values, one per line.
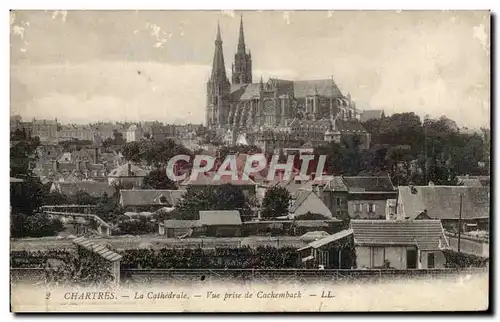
left=206, top=17, right=370, bottom=150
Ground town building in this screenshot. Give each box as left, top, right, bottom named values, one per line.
left=198, top=210, right=242, bottom=237
left=322, top=175, right=397, bottom=220
left=50, top=181, right=115, bottom=198
left=350, top=220, right=450, bottom=269
left=108, top=162, right=147, bottom=188
left=288, top=190, right=334, bottom=219
left=32, top=118, right=59, bottom=143
left=125, top=124, right=144, bottom=142
left=397, top=185, right=490, bottom=232
left=58, top=124, right=94, bottom=141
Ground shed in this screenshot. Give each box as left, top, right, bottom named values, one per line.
left=198, top=210, right=242, bottom=237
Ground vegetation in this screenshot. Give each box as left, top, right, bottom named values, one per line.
left=261, top=186, right=291, bottom=218
left=176, top=184, right=251, bottom=220
left=122, top=138, right=192, bottom=167
left=312, top=113, right=489, bottom=186
left=141, top=168, right=177, bottom=190
left=115, top=217, right=157, bottom=235
left=120, top=246, right=301, bottom=269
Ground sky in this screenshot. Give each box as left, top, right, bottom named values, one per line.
left=10, top=10, right=490, bottom=128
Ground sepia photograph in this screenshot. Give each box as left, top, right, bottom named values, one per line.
left=9, top=9, right=490, bottom=312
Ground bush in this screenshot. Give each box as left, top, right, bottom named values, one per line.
left=119, top=246, right=302, bottom=269
left=11, top=213, right=65, bottom=238
left=115, top=217, right=156, bottom=235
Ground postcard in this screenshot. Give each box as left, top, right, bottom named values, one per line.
left=10, top=10, right=490, bottom=312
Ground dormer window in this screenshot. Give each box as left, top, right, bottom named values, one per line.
left=159, top=195, right=168, bottom=204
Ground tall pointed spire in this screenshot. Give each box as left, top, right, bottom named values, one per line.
left=211, top=22, right=227, bottom=81
left=238, top=14, right=246, bottom=51
left=232, top=14, right=252, bottom=85
left=216, top=21, right=222, bottom=43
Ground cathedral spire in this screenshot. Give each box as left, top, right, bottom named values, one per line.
left=211, top=22, right=227, bottom=81
left=238, top=14, right=246, bottom=51
left=232, top=15, right=252, bottom=85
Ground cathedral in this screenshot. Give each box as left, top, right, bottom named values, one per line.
left=206, top=17, right=370, bottom=150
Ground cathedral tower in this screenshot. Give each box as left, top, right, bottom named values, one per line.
left=232, top=15, right=252, bottom=85
left=206, top=23, right=231, bottom=129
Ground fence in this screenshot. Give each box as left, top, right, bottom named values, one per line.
left=119, top=267, right=485, bottom=284
left=10, top=266, right=487, bottom=285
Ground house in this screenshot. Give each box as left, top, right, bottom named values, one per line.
left=322, top=175, right=397, bottom=220
left=33, top=160, right=111, bottom=183
left=119, top=189, right=185, bottom=212
left=289, top=190, right=334, bottom=219
left=198, top=210, right=242, bottom=237
left=350, top=220, right=450, bottom=269
left=126, top=124, right=144, bottom=142
left=158, top=220, right=200, bottom=237
left=50, top=181, right=115, bottom=198
left=397, top=185, right=490, bottom=232
left=108, top=162, right=147, bottom=188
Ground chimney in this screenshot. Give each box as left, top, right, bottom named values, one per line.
left=128, top=162, right=132, bottom=176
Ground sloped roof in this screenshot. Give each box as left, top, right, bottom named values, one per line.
left=199, top=210, right=242, bottom=226
left=10, top=177, right=24, bottom=183
left=181, top=171, right=256, bottom=186
left=398, top=186, right=490, bottom=220
left=231, top=78, right=343, bottom=101
left=323, top=176, right=348, bottom=192
left=306, top=229, right=354, bottom=249
left=239, top=83, right=262, bottom=100
left=293, top=79, right=342, bottom=98
left=120, top=189, right=185, bottom=207
left=109, top=163, right=147, bottom=177
left=72, top=237, right=122, bottom=262
left=163, top=219, right=200, bottom=229
left=360, top=110, right=384, bottom=122
left=350, top=220, right=449, bottom=251
left=52, top=181, right=115, bottom=197
left=333, top=119, right=368, bottom=133
left=289, top=190, right=333, bottom=218
left=342, top=176, right=395, bottom=192
left=300, top=230, right=330, bottom=241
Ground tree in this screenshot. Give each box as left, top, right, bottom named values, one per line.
left=142, top=168, right=177, bottom=190
left=122, top=141, right=142, bottom=163
left=261, top=186, right=291, bottom=218
left=176, top=184, right=249, bottom=220
left=70, top=191, right=98, bottom=205
left=10, top=136, right=40, bottom=178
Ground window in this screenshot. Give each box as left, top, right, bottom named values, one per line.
left=368, top=203, right=376, bottom=212
left=336, top=197, right=341, bottom=207
left=354, top=203, right=363, bottom=213
left=427, top=253, right=435, bottom=268
left=159, top=196, right=168, bottom=204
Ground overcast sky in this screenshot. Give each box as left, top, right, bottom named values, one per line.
left=10, top=10, right=490, bottom=128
